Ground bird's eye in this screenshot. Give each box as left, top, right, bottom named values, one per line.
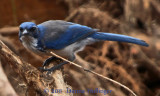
left=20, top=27, right=23, bottom=32
left=29, top=27, right=36, bottom=32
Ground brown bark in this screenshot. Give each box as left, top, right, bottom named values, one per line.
left=0, top=61, right=18, bottom=96
left=0, top=40, right=72, bottom=96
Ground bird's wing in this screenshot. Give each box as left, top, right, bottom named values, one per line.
left=38, top=20, right=96, bottom=50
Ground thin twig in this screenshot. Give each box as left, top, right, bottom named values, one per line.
left=49, top=51, right=137, bottom=96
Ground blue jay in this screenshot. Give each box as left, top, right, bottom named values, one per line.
left=19, top=20, right=148, bottom=72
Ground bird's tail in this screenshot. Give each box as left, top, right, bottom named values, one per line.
left=91, top=32, right=149, bottom=47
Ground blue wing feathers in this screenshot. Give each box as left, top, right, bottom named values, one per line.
left=42, top=24, right=96, bottom=49
left=91, top=32, right=149, bottom=46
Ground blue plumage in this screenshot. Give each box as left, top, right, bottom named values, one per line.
left=91, top=32, right=148, bottom=46
left=19, top=20, right=149, bottom=72
left=43, top=24, right=96, bottom=49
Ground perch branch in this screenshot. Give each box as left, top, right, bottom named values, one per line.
left=0, top=40, right=71, bottom=96
left=0, top=61, right=18, bottom=96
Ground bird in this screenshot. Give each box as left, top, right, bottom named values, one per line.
left=19, top=20, right=149, bottom=73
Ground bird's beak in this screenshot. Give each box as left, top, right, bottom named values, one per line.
left=22, top=29, right=29, bottom=35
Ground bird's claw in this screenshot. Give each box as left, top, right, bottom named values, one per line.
left=39, top=65, right=61, bottom=75
left=39, top=67, right=47, bottom=72
left=40, top=62, right=68, bottom=75
left=42, top=57, right=61, bottom=67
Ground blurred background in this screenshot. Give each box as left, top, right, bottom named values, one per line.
left=0, top=0, right=160, bottom=96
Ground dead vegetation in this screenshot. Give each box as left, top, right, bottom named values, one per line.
left=0, top=0, right=160, bottom=96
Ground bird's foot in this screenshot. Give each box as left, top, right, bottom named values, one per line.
left=40, top=62, right=68, bottom=75
left=42, top=56, right=61, bottom=67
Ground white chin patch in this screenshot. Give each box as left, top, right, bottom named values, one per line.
left=21, top=36, right=38, bottom=52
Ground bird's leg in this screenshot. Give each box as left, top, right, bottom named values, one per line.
left=39, top=56, right=62, bottom=71
left=41, top=55, right=75, bottom=75
left=42, top=56, right=61, bottom=67
left=43, top=61, right=68, bottom=75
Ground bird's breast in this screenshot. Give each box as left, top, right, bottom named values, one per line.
left=20, top=36, right=45, bottom=55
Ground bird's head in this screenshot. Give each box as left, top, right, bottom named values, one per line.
left=19, top=22, right=39, bottom=39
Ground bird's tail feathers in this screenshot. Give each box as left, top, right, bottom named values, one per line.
left=91, top=32, right=149, bottom=47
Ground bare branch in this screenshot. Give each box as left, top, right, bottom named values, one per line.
left=0, top=61, right=18, bottom=96
left=0, top=27, right=19, bottom=35
left=0, top=40, right=72, bottom=96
